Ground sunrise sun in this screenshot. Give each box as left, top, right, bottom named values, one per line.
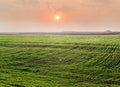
left=55, top=15, right=61, bottom=21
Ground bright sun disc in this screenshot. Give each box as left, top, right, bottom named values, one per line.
left=55, top=15, right=60, bottom=21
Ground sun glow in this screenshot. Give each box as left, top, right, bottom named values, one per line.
left=55, top=15, right=61, bottom=21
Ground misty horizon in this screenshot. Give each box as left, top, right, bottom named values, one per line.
left=0, top=20, right=120, bottom=33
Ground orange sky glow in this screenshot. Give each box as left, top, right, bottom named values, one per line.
left=0, top=0, right=120, bottom=32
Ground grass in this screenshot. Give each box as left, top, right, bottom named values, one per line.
left=0, top=34, right=120, bottom=87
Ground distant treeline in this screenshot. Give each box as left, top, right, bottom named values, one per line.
left=0, top=31, right=120, bottom=35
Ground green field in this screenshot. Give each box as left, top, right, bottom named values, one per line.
left=0, top=34, right=120, bottom=87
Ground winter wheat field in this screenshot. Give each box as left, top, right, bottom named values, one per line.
left=0, top=34, right=120, bottom=87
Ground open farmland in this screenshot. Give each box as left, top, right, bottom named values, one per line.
left=0, top=34, right=120, bottom=87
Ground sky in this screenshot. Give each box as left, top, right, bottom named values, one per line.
left=0, top=0, right=120, bottom=32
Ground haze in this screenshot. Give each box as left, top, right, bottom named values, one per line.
left=0, top=0, right=120, bottom=32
